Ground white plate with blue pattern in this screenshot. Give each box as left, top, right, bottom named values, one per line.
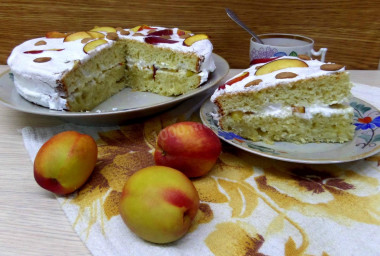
left=200, top=97, right=380, bottom=164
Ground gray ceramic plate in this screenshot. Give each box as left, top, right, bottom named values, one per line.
left=200, top=96, right=380, bottom=164
left=0, top=53, right=229, bottom=125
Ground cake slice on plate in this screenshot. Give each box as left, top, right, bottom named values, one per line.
left=211, top=56, right=355, bottom=144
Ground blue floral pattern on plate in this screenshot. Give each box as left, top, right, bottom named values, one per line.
left=208, top=112, right=285, bottom=156
left=351, top=101, right=380, bottom=149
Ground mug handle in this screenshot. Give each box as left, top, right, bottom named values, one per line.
left=311, top=48, right=328, bottom=62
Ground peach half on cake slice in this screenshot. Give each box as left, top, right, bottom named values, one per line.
left=255, top=58, right=308, bottom=76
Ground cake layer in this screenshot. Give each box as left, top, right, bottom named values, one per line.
left=125, top=64, right=201, bottom=96
left=124, top=39, right=200, bottom=72
left=62, top=40, right=126, bottom=111
left=67, top=65, right=126, bottom=111
left=219, top=108, right=355, bottom=144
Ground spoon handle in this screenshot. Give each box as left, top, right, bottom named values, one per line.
left=225, top=8, right=264, bottom=44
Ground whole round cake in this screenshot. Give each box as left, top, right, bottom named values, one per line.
left=7, top=25, right=216, bottom=111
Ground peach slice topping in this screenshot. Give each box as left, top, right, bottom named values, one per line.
left=64, top=32, right=92, bottom=42
left=177, top=29, right=191, bottom=36
left=255, top=59, right=309, bottom=76
left=226, top=72, right=249, bottom=85
left=90, top=26, right=116, bottom=32
left=255, top=58, right=308, bottom=76
left=218, top=72, right=249, bottom=90
left=183, top=34, right=209, bottom=46
left=131, top=25, right=155, bottom=33
left=130, top=26, right=141, bottom=33
left=45, top=31, right=67, bottom=38
left=87, top=31, right=105, bottom=39
left=83, top=39, right=108, bottom=53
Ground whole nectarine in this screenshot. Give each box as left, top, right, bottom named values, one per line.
left=34, top=131, right=97, bottom=195
left=119, top=166, right=200, bottom=244
left=154, top=121, right=221, bottom=178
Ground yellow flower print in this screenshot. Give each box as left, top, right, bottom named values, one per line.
left=256, top=164, right=380, bottom=225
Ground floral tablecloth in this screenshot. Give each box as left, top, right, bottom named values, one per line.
left=21, top=83, right=380, bottom=256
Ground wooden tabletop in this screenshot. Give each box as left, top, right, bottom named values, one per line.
left=0, top=65, right=379, bottom=256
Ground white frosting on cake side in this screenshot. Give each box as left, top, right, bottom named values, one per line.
left=7, top=26, right=216, bottom=110
left=211, top=56, right=345, bottom=102
left=211, top=104, right=353, bottom=123
left=13, top=74, right=68, bottom=110
left=8, top=37, right=116, bottom=110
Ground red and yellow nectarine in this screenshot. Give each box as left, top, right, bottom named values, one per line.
left=33, top=131, right=97, bottom=195
left=154, top=122, right=221, bottom=178
left=119, top=166, right=200, bottom=244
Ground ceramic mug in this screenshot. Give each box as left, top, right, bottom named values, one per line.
left=249, top=33, right=327, bottom=65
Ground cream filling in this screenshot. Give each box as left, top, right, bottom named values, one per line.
left=262, top=104, right=352, bottom=119
left=126, top=57, right=211, bottom=84
left=120, top=27, right=215, bottom=84
left=219, top=104, right=354, bottom=124
left=237, top=104, right=354, bottom=119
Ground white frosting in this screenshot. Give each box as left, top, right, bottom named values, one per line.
left=211, top=56, right=345, bottom=102
left=7, top=26, right=215, bottom=110
left=211, top=104, right=353, bottom=123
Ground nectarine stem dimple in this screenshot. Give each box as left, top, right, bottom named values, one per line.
left=183, top=209, right=191, bottom=224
